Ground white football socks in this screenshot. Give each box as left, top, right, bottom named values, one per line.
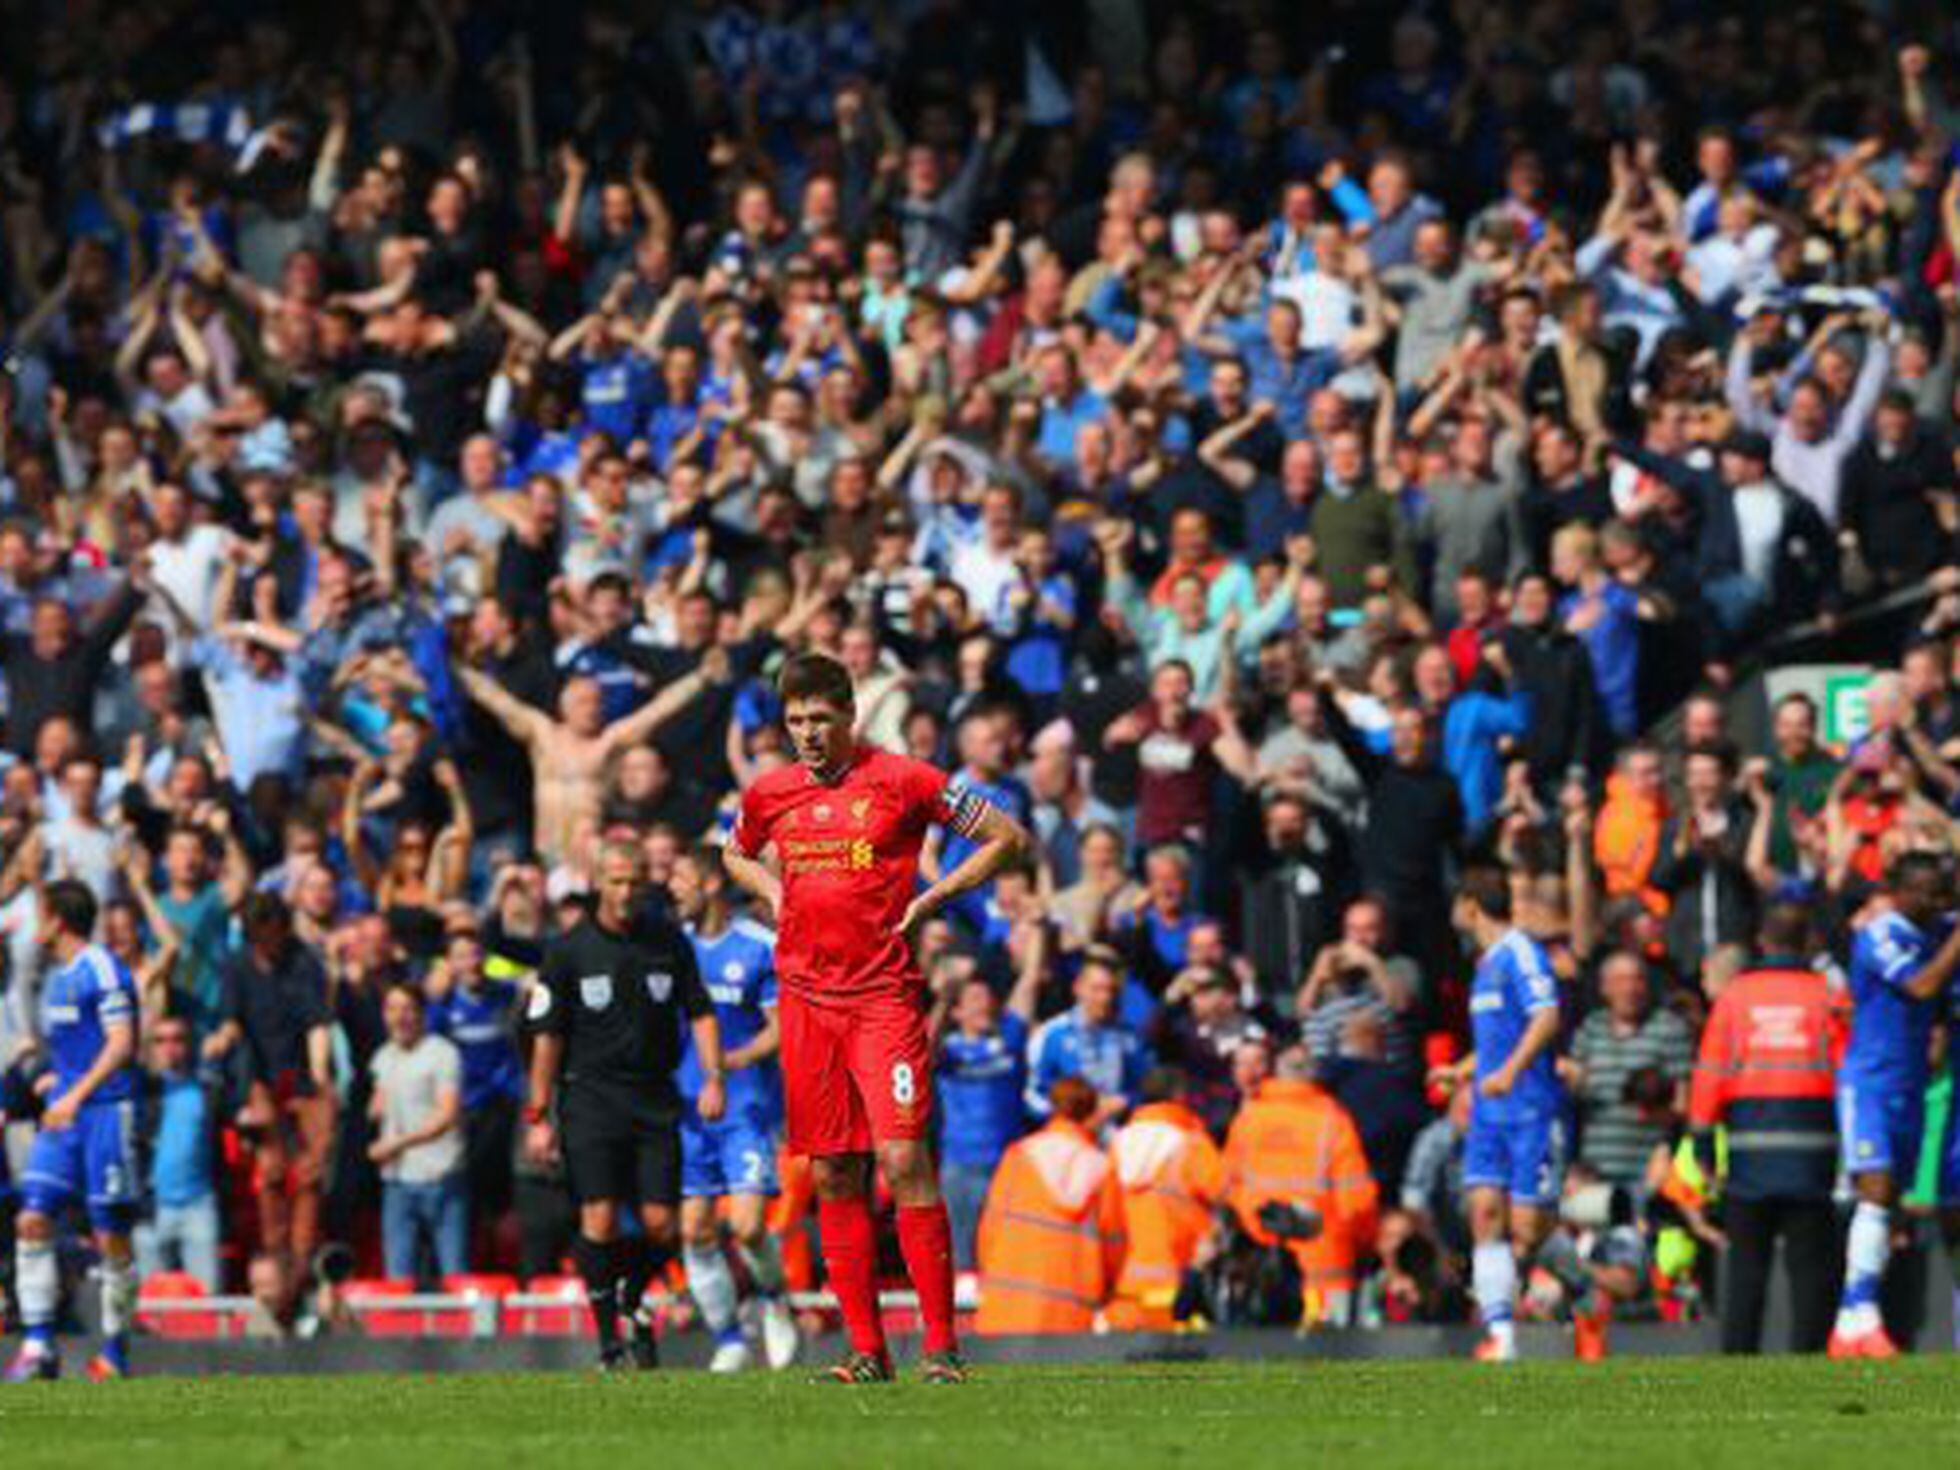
left=16, top=1238, right=58, bottom=1346
left=685, top=1241, right=740, bottom=1337
left=1472, top=1239, right=1518, bottom=1349
left=1835, top=1199, right=1891, bottom=1336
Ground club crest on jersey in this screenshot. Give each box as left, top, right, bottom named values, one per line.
left=645, top=970, right=674, bottom=1004
left=850, top=798, right=871, bottom=825
left=579, top=974, right=613, bottom=1010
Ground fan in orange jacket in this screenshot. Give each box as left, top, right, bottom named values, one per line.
left=1594, top=745, right=1670, bottom=914
left=1222, top=1046, right=1379, bottom=1323
left=1106, top=1067, right=1224, bottom=1330
left=975, top=1077, right=1128, bottom=1335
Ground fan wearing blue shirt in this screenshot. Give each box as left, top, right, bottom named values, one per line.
left=644, top=344, right=718, bottom=472
left=568, top=310, right=656, bottom=446
left=1026, top=954, right=1152, bottom=1126
left=9, top=882, right=142, bottom=1382
left=668, top=846, right=798, bottom=1373
left=1829, top=853, right=1960, bottom=1358
left=996, top=528, right=1077, bottom=713
left=1449, top=868, right=1567, bottom=1364
left=1554, top=527, right=1641, bottom=739
left=1207, top=299, right=1346, bottom=439
left=933, top=970, right=1032, bottom=1269
left=427, top=928, right=525, bottom=1224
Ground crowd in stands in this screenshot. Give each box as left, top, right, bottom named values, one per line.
left=1, top=0, right=1959, bottom=1341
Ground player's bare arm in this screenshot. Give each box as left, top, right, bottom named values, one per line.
left=721, top=845, right=784, bottom=920
left=727, top=1006, right=779, bottom=1071
left=1481, top=1007, right=1559, bottom=1099
left=691, top=1012, right=728, bottom=1122
left=1901, top=921, right=1960, bottom=998
left=40, top=1018, right=134, bottom=1132
left=899, top=801, right=1030, bottom=944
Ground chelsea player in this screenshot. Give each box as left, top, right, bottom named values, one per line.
left=1830, top=851, right=1960, bottom=1358
left=669, top=844, right=798, bottom=1371
left=8, top=882, right=142, bottom=1381
left=1446, top=867, right=1567, bottom=1363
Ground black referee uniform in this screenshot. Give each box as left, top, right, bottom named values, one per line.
left=529, top=909, right=710, bottom=1363
left=532, top=911, right=709, bottom=1205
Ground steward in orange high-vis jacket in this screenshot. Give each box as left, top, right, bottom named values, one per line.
left=1107, top=1069, right=1224, bottom=1329
left=1688, top=903, right=1846, bottom=1354
left=976, top=1077, right=1127, bottom=1334
left=1222, top=1047, right=1379, bottom=1323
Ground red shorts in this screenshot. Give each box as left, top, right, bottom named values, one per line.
left=778, top=988, right=933, bottom=1157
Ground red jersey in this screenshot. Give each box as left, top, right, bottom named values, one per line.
left=732, top=747, right=985, bottom=1007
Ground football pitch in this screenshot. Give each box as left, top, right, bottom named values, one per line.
left=0, top=1358, right=1955, bottom=1468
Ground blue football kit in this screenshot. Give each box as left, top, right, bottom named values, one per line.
left=1839, top=909, right=1959, bottom=1195
left=1463, top=928, right=1567, bottom=1207
left=20, top=944, right=141, bottom=1231
left=679, top=918, right=782, bottom=1198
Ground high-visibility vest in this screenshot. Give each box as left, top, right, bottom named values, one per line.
left=1656, top=1130, right=1727, bottom=1285
left=976, top=1118, right=1128, bottom=1335
left=1107, top=1101, right=1223, bottom=1329
left=1688, top=966, right=1842, bottom=1200
left=1221, top=1079, right=1379, bottom=1298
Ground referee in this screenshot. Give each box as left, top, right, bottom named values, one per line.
left=525, top=841, right=725, bottom=1370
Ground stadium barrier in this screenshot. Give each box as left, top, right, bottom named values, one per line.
left=135, top=1285, right=975, bottom=1341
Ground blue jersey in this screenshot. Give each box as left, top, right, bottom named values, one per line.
left=680, top=919, right=779, bottom=1118
left=429, top=979, right=524, bottom=1110
left=41, top=944, right=139, bottom=1109
left=1844, top=910, right=1948, bottom=1089
left=578, top=352, right=655, bottom=443
left=938, top=1012, right=1029, bottom=1169
left=1026, top=1008, right=1151, bottom=1119
left=1468, top=928, right=1563, bottom=1123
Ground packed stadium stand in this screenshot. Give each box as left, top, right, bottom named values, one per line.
left=2, top=0, right=1960, bottom=1371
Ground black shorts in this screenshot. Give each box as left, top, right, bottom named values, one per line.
left=560, top=1102, right=681, bottom=1208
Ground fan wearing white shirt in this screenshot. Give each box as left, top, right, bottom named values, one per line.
left=143, top=482, right=232, bottom=660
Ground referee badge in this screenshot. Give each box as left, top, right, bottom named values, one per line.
left=579, top=974, right=614, bottom=1010
left=645, top=970, right=674, bottom=1004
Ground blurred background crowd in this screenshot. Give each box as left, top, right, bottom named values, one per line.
left=1, top=0, right=1960, bottom=1344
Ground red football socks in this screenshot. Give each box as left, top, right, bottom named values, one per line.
left=817, top=1195, right=887, bottom=1357
left=896, top=1202, right=959, bottom=1355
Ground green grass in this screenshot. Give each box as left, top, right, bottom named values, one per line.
left=0, top=1358, right=1955, bottom=1469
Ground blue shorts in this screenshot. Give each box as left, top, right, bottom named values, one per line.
left=1464, top=1109, right=1565, bottom=1208
left=1837, top=1077, right=1925, bottom=1182
left=680, top=1112, right=779, bottom=1199
left=20, top=1101, right=138, bottom=1232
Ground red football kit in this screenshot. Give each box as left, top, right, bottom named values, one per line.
left=732, top=745, right=986, bottom=1156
